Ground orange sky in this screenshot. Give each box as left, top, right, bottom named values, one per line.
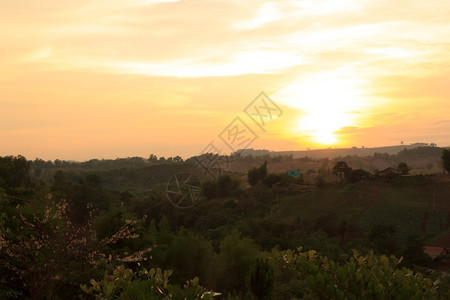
left=1, top=0, right=450, bottom=161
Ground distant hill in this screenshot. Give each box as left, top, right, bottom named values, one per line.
left=230, top=144, right=444, bottom=178
left=266, top=143, right=437, bottom=159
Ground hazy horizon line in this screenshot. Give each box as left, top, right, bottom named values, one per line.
left=4, top=141, right=444, bottom=163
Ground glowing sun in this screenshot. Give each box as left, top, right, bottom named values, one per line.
left=275, top=70, right=369, bottom=147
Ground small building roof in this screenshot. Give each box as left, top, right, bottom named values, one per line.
left=423, top=246, right=447, bottom=260
left=376, top=167, right=399, bottom=178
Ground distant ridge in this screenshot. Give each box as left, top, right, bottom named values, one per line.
left=238, top=143, right=438, bottom=159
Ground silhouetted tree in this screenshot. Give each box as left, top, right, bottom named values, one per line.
left=262, top=173, right=281, bottom=188
left=217, top=230, right=261, bottom=294
left=0, top=155, right=31, bottom=188
left=51, top=170, right=68, bottom=197
left=248, top=161, right=268, bottom=187
left=173, top=156, right=183, bottom=163
left=85, top=173, right=101, bottom=188
left=248, top=258, right=274, bottom=300
left=248, top=167, right=259, bottom=186
left=398, top=162, right=410, bottom=175
left=400, top=234, right=432, bottom=268
left=442, top=149, right=450, bottom=174
left=148, top=154, right=158, bottom=163
left=217, top=174, right=232, bottom=197
left=332, top=161, right=352, bottom=184
left=349, top=168, right=370, bottom=183
left=369, top=223, right=397, bottom=254
left=258, top=161, right=268, bottom=180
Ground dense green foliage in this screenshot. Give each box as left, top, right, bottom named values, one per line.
left=272, top=247, right=441, bottom=299
left=0, top=155, right=31, bottom=188
left=1, top=154, right=449, bottom=299
left=80, top=266, right=216, bottom=299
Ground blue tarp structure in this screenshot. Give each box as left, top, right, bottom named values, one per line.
left=286, top=169, right=300, bottom=177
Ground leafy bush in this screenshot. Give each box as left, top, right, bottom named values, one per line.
left=0, top=197, right=151, bottom=299
left=272, top=247, right=441, bottom=299
left=262, top=173, right=281, bottom=188
left=202, top=174, right=241, bottom=199
left=81, top=265, right=217, bottom=299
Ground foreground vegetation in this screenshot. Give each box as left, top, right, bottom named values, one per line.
left=1, top=150, right=449, bottom=299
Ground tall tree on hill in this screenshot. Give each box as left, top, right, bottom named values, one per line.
left=248, top=167, right=260, bottom=186
left=258, top=161, right=268, bottom=179
left=332, top=161, right=352, bottom=184
left=248, top=161, right=268, bottom=186
left=442, top=149, right=450, bottom=174
left=148, top=154, right=158, bottom=163
left=398, top=162, right=410, bottom=175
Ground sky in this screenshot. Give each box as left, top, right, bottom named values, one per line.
left=1, top=0, right=450, bottom=161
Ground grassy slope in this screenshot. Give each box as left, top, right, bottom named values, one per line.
left=273, top=175, right=450, bottom=247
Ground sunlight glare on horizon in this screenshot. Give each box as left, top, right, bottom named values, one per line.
left=275, top=70, right=371, bottom=147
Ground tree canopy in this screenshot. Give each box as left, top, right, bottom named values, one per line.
left=442, top=148, right=450, bottom=174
